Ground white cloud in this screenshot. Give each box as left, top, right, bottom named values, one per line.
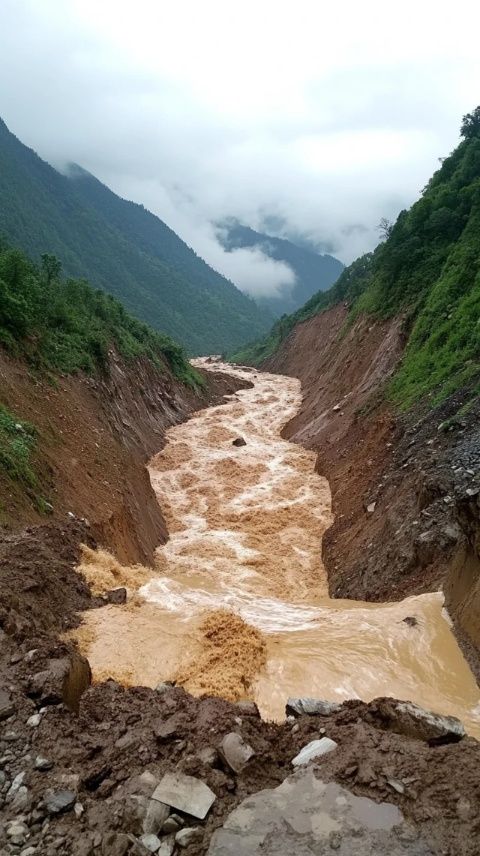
left=1, top=0, right=480, bottom=295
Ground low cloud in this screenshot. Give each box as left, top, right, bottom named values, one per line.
left=1, top=1, right=479, bottom=297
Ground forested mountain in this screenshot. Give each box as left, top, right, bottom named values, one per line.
left=0, top=119, right=272, bottom=354
left=220, top=220, right=344, bottom=316
left=231, top=109, right=480, bottom=407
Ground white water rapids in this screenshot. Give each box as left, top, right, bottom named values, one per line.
left=74, top=359, right=480, bottom=736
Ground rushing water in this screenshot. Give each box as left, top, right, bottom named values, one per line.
left=75, top=359, right=480, bottom=735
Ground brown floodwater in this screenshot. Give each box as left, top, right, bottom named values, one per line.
left=73, top=360, right=480, bottom=736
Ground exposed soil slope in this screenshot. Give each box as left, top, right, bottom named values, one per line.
left=263, top=306, right=480, bottom=671
left=0, top=350, right=246, bottom=564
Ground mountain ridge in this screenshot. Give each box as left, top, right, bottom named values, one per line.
left=0, top=118, right=272, bottom=354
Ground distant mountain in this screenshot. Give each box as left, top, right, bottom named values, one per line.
left=220, top=221, right=344, bottom=316
left=0, top=119, right=273, bottom=354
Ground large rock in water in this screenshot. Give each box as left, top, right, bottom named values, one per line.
left=207, top=769, right=434, bottom=855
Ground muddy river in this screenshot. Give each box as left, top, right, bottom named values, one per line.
left=74, top=360, right=480, bottom=736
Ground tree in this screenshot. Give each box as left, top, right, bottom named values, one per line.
left=40, top=253, right=62, bottom=285
left=377, top=217, right=393, bottom=240
left=460, top=107, right=480, bottom=139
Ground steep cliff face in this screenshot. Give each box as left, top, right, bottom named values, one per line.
left=263, top=307, right=480, bottom=671
left=0, top=349, right=247, bottom=564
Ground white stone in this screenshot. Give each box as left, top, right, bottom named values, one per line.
left=292, top=737, right=337, bottom=766
left=152, top=772, right=216, bottom=820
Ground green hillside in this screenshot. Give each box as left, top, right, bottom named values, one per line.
left=0, top=119, right=272, bottom=355
left=232, top=109, right=480, bottom=408
left=220, top=220, right=344, bottom=316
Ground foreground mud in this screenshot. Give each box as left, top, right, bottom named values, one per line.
left=74, top=361, right=480, bottom=735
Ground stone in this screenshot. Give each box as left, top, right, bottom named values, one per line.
left=154, top=681, right=175, bottom=694
left=232, top=437, right=246, bottom=447
left=207, top=770, right=434, bottom=855
left=0, top=688, right=15, bottom=721
left=11, top=785, right=30, bottom=811
left=28, top=653, right=91, bottom=713
left=20, top=848, right=37, bottom=856
left=387, top=777, right=405, bottom=794
left=367, top=501, right=376, bottom=514
left=162, top=816, right=182, bottom=834
left=142, top=799, right=170, bottom=835
left=175, top=827, right=201, bottom=848
left=139, top=834, right=161, bottom=852
left=153, top=716, right=180, bottom=741
left=219, top=732, right=255, bottom=773
left=35, top=756, right=54, bottom=771
left=6, top=771, right=26, bottom=801
left=332, top=404, right=341, bottom=411
left=292, top=737, right=337, bottom=766
left=402, top=616, right=418, bottom=627
left=106, top=588, right=127, bottom=605
left=372, top=699, right=465, bottom=745
left=27, top=713, right=42, bottom=727
left=43, top=788, right=76, bottom=814
left=152, top=772, right=216, bottom=820
left=138, top=771, right=159, bottom=790
left=286, top=697, right=342, bottom=717
left=197, top=746, right=218, bottom=766
left=157, top=837, right=176, bottom=856
left=6, top=821, right=29, bottom=846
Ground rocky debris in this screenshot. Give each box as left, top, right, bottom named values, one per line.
left=235, top=700, right=260, bottom=717
left=291, top=736, right=338, bottom=766
left=219, top=732, right=255, bottom=773
left=286, top=697, right=343, bottom=717
left=151, top=772, right=216, bottom=820
left=207, top=770, right=434, bottom=855
left=367, top=501, right=376, bottom=514
left=106, top=587, right=127, bottom=605
left=369, top=698, right=465, bottom=745
left=0, top=688, right=15, bottom=721
left=232, top=437, right=246, bottom=447
left=157, top=837, right=176, bottom=856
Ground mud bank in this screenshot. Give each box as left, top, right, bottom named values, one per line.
left=0, top=349, right=248, bottom=564
left=262, top=306, right=480, bottom=672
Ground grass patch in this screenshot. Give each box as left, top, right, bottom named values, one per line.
left=0, top=404, right=38, bottom=487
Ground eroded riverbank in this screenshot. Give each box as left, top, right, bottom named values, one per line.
left=73, top=360, right=480, bottom=735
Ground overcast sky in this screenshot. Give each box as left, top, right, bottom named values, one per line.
left=1, top=0, right=479, bottom=298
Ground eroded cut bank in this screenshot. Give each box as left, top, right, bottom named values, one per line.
left=72, top=360, right=480, bottom=736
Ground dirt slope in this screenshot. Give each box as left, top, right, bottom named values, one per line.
left=263, top=307, right=480, bottom=669
left=0, top=350, right=246, bottom=564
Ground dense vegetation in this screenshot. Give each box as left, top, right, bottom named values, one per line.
left=0, top=119, right=272, bottom=354
left=0, top=243, right=201, bottom=386
left=0, top=404, right=38, bottom=491
left=233, top=109, right=480, bottom=408
left=220, top=220, right=344, bottom=316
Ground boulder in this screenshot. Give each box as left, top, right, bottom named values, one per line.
left=207, top=771, right=433, bottom=855
left=28, top=652, right=91, bottom=712
left=232, top=437, right=247, bottom=447
left=286, top=697, right=342, bottom=717
left=106, top=588, right=127, bottom=605
left=292, top=737, right=337, bottom=766
left=369, top=699, right=465, bottom=745
left=219, top=732, right=255, bottom=774
left=151, top=772, right=216, bottom=820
